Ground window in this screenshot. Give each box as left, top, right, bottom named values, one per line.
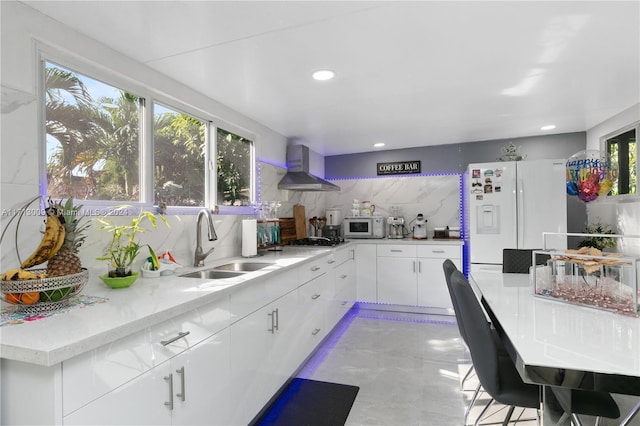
left=154, top=104, right=206, bottom=207
left=43, top=59, right=255, bottom=210
left=216, top=128, right=253, bottom=206
left=45, top=62, right=142, bottom=201
left=605, top=123, right=638, bottom=195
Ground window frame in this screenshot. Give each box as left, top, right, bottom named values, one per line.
left=600, top=120, right=639, bottom=201
left=38, top=43, right=256, bottom=215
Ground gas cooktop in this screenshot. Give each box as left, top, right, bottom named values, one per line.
left=289, top=236, right=345, bottom=247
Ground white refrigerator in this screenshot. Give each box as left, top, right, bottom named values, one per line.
left=467, top=159, right=567, bottom=268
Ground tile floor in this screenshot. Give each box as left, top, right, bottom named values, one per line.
left=297, top=305, right=640, bottom=426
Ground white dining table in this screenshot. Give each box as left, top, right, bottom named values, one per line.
left=470, top=270, right=640, bottom=424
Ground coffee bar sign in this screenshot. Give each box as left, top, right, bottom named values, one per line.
left=377, top=160, right=421, bottom=176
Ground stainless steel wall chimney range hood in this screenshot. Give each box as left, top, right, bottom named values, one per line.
left=277, top=145, right=340, bottom=191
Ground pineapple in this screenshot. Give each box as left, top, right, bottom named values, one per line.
left=47, top=199, right=89, bottom=277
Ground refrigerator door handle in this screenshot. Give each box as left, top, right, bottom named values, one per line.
left=517, top=178, right=524, bottom=248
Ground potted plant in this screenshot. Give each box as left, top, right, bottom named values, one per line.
left=578, top=221, right=617, bottom=251
left=96, top=206, right=169, bottom=288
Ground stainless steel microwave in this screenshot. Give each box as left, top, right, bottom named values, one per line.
left=344, top=216, right=386, bottom=239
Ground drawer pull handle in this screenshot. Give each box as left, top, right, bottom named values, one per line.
left=340, top=274, right=348, bottom=279
left=432, top=250, right=445, bottom=254
left=311, top=293, right=321, bottom=300
left=176, top=366, right=185, bottom=402
left=341, top=301, right=348, bottom=306
left=161, top=331, right=191, bottom=346
left=311, top=266, right=321, bottom=271
left=327, top=259, right=336, bottom=264
left=268, top=308, right=279, bottom=333
left=164, top=373, right=174, bottom=410
left=390, top=249, right=403, bottom=253
left=312, top=328, right=321, bottom=336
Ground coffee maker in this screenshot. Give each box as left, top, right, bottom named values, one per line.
left=322, top=224, right=342, bottom=239
left=412, top=213, right=428, bottom=239
left=387, top=216, right=405, bottom=239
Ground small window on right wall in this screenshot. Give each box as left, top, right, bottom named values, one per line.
left=605, top=123, right=638, bottom=195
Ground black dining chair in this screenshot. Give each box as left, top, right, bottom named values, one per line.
left=443, top=259, right=474, bottom=387
left=448, top=270, right=620, bottom=426
left=443, top=260, right=510, bottom=425
left=502, top=248, right=550, bottom=274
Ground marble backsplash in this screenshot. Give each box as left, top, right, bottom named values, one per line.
left=259, top=162, right=462, bottom=237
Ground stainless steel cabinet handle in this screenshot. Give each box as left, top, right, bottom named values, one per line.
left=418, top=261, right=421, bottom=273
left=432, top=250, right=445, bottom=254
left=164, top=373, right=174, bottom=410
left=268, top=309, right=279, bottom=334
left=312, top=328, right=321, bottom=336
left=176, top=366, right=185, bottom=402
left=161, top=331, right=190, bottom=346
left=274, top=308, right=279, bottom=331
left=340, top=274, right=348, bottom=279
left=413, top=260, right=416, bottom=273
left=341, top=301, right=348, bottom=306
left=327, top=259, right=336, bottom=264
left=311, top=266, right=321, bottom=271
left=391, top=249, right=403, bottom=253
left=311, top=293, right=321, bottom=300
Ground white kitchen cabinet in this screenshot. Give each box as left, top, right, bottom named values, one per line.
left=64, top=327, right=231, bottom=425
left=416, top=245, right=462, bottom=310
left=376, top=245, right=418, bottom=305
left=2, top=250, right=357, bottom=426
left=298, top=269, right=331, bottom=347
left=374, top=243, right=462, bottom=308
left=228, top=288, right=299, bottom=426
left=329, top=249, right=355, bottom=327
left=355, top=244, right=377, bottom=302
left=64, top=361, right=171, bottom=425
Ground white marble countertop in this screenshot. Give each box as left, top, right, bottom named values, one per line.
left=470, top=270, right=640, bottom=379
left=347, top=238, right=463, bottom=245
left=0, top=245, right=339, bottom=367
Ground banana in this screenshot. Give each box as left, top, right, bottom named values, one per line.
left=1, top=268, right=46, bottom=281
left=20, top=215, right=66, bottom=269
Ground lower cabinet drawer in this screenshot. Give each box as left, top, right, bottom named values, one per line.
left=377, top=244, right=417, bottom=257
left=416, top=244, right=461, bottom=259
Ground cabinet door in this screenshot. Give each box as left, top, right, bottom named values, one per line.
left=298, top=271, right=331, bottom=347
left=329, top=258, right=355, bottom=328
left=355, top=244, right=377, bottom=302
left=416, top=245, right=462, bottom=310
left=377, top=257, right=418, bottom=305
left=228, top=290, right=298, bottom=426
left=228, top=303, right=273, bottom=425
left=64, top=362, right=172, bottom=426
left=170, top=328, right=231, bottom=426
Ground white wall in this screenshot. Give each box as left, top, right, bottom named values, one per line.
left=585, top=103, right=640, bottom=255
left=0, top=1, right=288, bottom=273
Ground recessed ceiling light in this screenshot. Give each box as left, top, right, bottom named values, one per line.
left=312, top=70, right=335, bottom=81
left=373, top=142, right=385, bottom=148
left=540, top=124, right=556, bottom=131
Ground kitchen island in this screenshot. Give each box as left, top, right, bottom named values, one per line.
left=1, top=244, right=356, bottom=425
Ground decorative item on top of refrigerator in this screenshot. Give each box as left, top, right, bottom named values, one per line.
left=467, top=159, right=567, bottom=267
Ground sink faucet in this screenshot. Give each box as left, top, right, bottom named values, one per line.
left=194, top=209, right=218, bottom=267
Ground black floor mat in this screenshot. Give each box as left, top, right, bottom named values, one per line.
left=254, top=378, right=360, bottom=426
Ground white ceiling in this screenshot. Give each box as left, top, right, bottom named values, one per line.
left=22, top=1, right=640, bottom=156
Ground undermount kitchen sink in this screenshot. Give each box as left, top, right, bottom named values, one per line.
left=180, top=269, right=245, bottom=279
left=213, top=262, right=272, bottom=272
left=180, top=262, right=272, bottom=279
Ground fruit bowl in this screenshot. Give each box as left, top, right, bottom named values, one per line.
left=1, top=268, right=89, bottom=313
